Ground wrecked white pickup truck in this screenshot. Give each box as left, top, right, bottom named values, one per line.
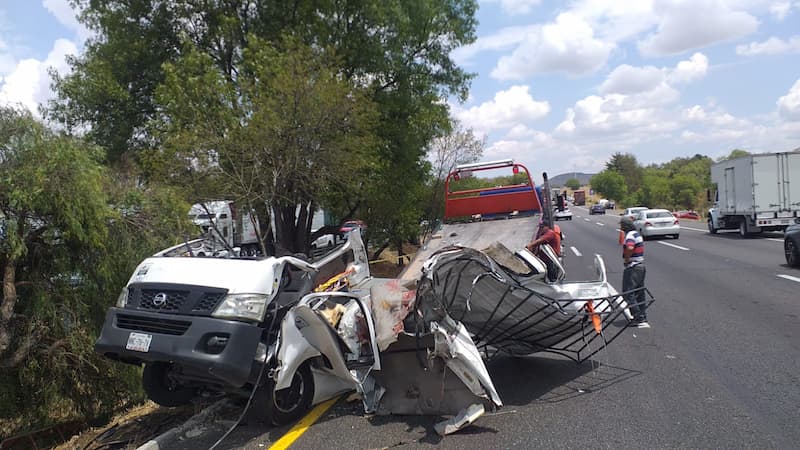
left=96, top=161, right=652, bottom=435
left=95, top=231, right=503, bottom=433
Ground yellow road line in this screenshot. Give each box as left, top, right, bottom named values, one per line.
left=269, top=396, right=340, bottom=450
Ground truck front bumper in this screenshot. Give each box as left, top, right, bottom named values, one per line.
left=95, top=308, right=263, bottom=387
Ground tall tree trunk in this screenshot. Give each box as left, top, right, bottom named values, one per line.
left=0, top=258, right=18, bottom=355
left=395, top=239, right=405, bottom=267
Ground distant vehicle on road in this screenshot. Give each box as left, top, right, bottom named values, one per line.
left=785, top=224, right=800, bottom=267
left=554, top=207, right=573, bottom=221
left=621, top=206, right=648, bottom=220
left=589, top=204, right=606, bottom=215
left=674, top=210, right=701, bottom=220
left=573, top=190, right=586, bottom=205
left=339, top=220, right=367, bottom=234
left=707, top=151, right=800, bottom=237
left=311, top=233, right=336, bottom=249
left=633, top=208, right=680, bottom=239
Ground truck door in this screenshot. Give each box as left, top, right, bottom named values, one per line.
left=752, top=155, right=781, bottom=213
left=784, top=152, right=800, bottom=212
left=724, top=167, right=735, bottom=212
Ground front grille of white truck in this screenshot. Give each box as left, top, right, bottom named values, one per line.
left=139, top=288, right=190, bottom=311
left=126, top=283, right=228, bottom=316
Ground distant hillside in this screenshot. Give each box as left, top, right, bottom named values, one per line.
left=548, top=172, right=595, bottom=187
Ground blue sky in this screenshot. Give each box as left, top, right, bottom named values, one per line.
left=2, top=1, right=799, bottom=180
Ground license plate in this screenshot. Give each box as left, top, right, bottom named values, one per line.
left=126, top=332, right=152, bottom=353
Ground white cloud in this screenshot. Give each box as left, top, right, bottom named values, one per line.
left=600, top=64, right=663, bottom=95
left=452, top=25, right=534, bottom=66
left=668, top=52, right=709, bottom=83
left=638, top=0, right=758, bottom=56
left=769, top=1, right=792, bottom=20
left=681, top=105, right=748, bottom=127
left=736, top=36, right=800, bottom=56
left=453, top=85, right=550, bottom=134
left=504, top=124, right=538, bottom=140
left=600, top=52, right=708, bottom=95
left=777, top=79, right=800, bottom=121
left=683, top=105, right=706, bottom=121
left=555, top=90, right=680, bottom=142
left=570, top=0, right=660, bottom=43
left=483, top=0, right=542, bottom=15
left=483, top=134, right=605, bottom=177
left=43, top=0, right=92, bottom=43
left=0, top=38, right=78, bottom=114
left=490, top=13, right=614, bottom=79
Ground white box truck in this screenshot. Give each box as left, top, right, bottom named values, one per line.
left=708, top=151, right=800, bottom=236
left=190, top=201, right=261, bottom=255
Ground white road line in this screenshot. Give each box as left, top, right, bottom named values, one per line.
left=584, top=218, right=591, bottom=222
left=596, top=222, right=605, bottom=226
left=777, top=274, right=800, bottom=283
left=570, top=246, right=582, bottom=257
left=681, top=226, right=708, bottom=232
left=658, top=241, right=690, bottom=251
left=767, top=238, right=784, bottom=242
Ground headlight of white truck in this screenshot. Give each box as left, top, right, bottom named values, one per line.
left=116, top=287, right=129, bottom=308
left=212, top=293, right=268, bottom=321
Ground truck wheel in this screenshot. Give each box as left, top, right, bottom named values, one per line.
left=267, top=362, right=314, bottom=426
left=786, top=240, right=799, bottom=267
left=739, top=221, right=748, bottom=238
left=142, top=363, right=196, bottom=407
left=707, top=220, right=717, bottom=234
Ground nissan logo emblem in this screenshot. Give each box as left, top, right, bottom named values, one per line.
left=153, top=292, right=168, bottom=307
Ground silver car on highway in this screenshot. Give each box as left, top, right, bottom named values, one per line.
left=633, top=208, right=680, bottom=239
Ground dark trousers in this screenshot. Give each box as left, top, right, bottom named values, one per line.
left=623, top=264, right=647, bottom=321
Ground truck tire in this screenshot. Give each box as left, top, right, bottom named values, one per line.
left=267, top=362, right=314, bottom=426
left=707, top=219, right=717, bottom=234
left=786, top=239, right=799, bottom=267
left=739, top=221, right=749, bottom=238
left=142, top=363, right=197, bottom=407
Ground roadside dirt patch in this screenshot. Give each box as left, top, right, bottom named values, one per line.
left=54, top=402, right=199, bottom=450
left=369, top=243, right=419, bottom=278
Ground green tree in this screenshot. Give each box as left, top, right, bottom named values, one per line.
left=564, top=178, right=581, bottom=190
left=605, top=153, right=643, bottom=192
left=0, top=106, right=191, bottom=435
left=149, top=38, right=379, bottom=254
left=48, top=0, right=182, bottom=164
left=639, top=169, right=672, bottom=208
left=0, top=106, right=107, bottom=369
left=590, top=170, right=627, bottom=202
left=50, top=0, right=478, bottom=252
left=717, top=148, right=750, bottom=162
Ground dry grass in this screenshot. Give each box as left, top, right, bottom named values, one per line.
left=54, top=402, right=197, bottom=450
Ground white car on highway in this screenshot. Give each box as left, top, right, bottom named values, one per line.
left=554, top=208, right=573, bottom=221
left=621, top=206, right=649, bottom=220
left=633, top=208, right=680, bottom=239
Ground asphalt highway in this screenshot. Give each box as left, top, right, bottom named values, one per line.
left=170, top=208, right=800, bottom=449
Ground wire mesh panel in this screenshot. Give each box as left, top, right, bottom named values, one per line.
left=415, top=246, right=654, bottom=363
